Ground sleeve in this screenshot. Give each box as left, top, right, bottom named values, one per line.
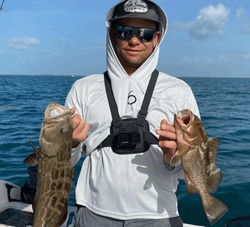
left=65, top=82, right=86, bottom=166
left=163, top=159, right=185, bottom=179
left=180, top=87, right=200, bottom=119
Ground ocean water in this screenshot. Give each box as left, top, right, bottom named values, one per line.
left=0, top=75, right=250, bottom=227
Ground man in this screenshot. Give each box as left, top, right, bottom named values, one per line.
left=65, top=0, right=200, bottom=226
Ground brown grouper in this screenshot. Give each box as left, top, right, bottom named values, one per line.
left=171, top=109, right=228, bottom=225
left=24, top=102, right=74, bottom=227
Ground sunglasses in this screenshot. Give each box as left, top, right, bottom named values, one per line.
left=114, top=25, right=157, bottom=43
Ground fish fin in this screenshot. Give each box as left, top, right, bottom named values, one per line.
left=209, top=168, right=222, bottom=193
left=29, top=139, right=40, bottom=153
left=23, top=152, right=38, bottom=166
left=23, top=139, right=40, bottom=166
left=208, top=137, right=220, bottom=157
left=207, top=138, right=222, bottom=193
left=202, top=194, right=228, bottom=225
left=185, top=175, right=199, bottom=194
left=170, top=153, right=181, bottom=167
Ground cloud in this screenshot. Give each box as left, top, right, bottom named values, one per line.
left=242, top=53, right=250, bottom=59
left=181, top=51, right=250, bottom=66
left=235, top=7, right=250, bottom=34
left=82, top=39, right=106, bottom=52
left=181, top=56, right=214, bottom=64
left=93, top=39, right=106, bottom=50
left=8, top=37, right=40, bottom=50
left=172, top=4, right=230, bottom=40
left=58, top=37, right=67, bottom=43
left=0, top=50, right=2, bottom=53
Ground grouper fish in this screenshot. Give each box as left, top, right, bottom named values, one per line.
left=23, top=102, right=74, bottom=227
left=170, top=109, right=228, bottom=225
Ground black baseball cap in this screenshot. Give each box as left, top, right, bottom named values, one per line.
left=109, top=0, right=161, bottom=26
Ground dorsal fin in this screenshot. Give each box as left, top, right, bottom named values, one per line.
left=23, top=139, right=40, bottom=166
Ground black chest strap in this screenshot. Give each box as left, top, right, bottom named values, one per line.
left=98, top=70, right=159, bottom=150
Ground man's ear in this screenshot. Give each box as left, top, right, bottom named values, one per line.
left=153, top=31, right=161, bottom=47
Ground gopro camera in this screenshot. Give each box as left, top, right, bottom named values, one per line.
left=111, top=118, right=150, bottom=154
left=118, top=128, right=140, bottom=147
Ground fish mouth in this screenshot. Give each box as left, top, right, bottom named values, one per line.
left=175, top=109, right=192, bottom=129
left=44, top=103, right=71, bottom=122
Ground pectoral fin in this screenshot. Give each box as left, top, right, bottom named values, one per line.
left=209, top=168, right=222, bottom=193
left=23, top=152, right=38, bottom=166
left=23, top=139, right=40, bottom=166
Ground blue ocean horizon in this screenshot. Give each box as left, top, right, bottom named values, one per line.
left=0, top=75, right=249, bottom=226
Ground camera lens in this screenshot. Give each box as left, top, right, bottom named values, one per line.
left=130, top=133, right=140, bottom=142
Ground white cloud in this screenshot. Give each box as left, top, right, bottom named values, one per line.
left=181, top=51, right=250, bottom=65
left=172, top=4, right=230, bottom=40
left=8, top=37, right=40, bottom=50
left=0, top=50, right=2, bottom=53
left=223, top=51, right=250, bottom=61
left=58, top=37, right=67, bottom=43
left=236, top=7, right=245, bottom=19
left=242, top=52, right=250, bottom=59
left=218, top=54, right=229, bottom=62
left=93, top=39, right=106, bottom=50
left=236, top=7, right=250, bottom=34
left=181, top=55, right=214, bottom=64
left=82, top=39, right=106, bottom=52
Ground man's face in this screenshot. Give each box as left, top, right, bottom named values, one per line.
left=110, top=18, right=160, bottom=75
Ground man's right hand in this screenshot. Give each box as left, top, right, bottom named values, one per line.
left=70, top=107, right=90, bottom=148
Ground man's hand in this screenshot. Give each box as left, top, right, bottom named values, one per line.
left=155, top=119, right=177, bottom=163
left=71, top=107, right=90, bottom=148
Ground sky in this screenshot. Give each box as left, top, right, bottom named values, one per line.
left=0, top=0, right=249, bottom=77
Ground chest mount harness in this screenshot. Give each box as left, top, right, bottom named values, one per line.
left=98, top=69, right=159, bottom=154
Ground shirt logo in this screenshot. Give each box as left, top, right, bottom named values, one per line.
left=124, top=0, right=148, bottom=13
left=127, top=91, right=137, bottom=105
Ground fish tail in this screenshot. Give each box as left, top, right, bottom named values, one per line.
left=202, top=195, right=228, bottom=225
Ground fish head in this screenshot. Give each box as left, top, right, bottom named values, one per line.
left=40, top=103, right=73, bottom=145
left=174, top=109, right=207, bottom=156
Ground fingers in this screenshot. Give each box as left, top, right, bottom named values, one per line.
left=70, top=107, right=76, bottom=115
left=156, top=119, right=177, bottom=157
left=155, top=119, right=176, bottom=142
left=71, top=111, right=89, bottom=147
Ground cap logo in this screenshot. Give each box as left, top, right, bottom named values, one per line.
left=124, top=0, right=148, bottom=13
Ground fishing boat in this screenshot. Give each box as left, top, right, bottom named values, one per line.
left=0, top=180, right=76, bottom=227
left=0, top=179, right=204, bottom=227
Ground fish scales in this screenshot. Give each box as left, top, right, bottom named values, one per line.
left=170, top=109, right=228, bottom=225
left=23, top=102, right=74, bottom=227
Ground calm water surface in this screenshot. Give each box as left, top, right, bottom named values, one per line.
left=0, top=75, right=249, bottom=226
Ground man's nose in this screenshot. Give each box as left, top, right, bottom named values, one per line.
left=129, top=34, right=140, bottom=45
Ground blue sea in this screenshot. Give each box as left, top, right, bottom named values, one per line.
left=0, top=75, right=250, bottom=227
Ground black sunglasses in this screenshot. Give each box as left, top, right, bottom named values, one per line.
left=114, top=25, right=157, bottom=43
